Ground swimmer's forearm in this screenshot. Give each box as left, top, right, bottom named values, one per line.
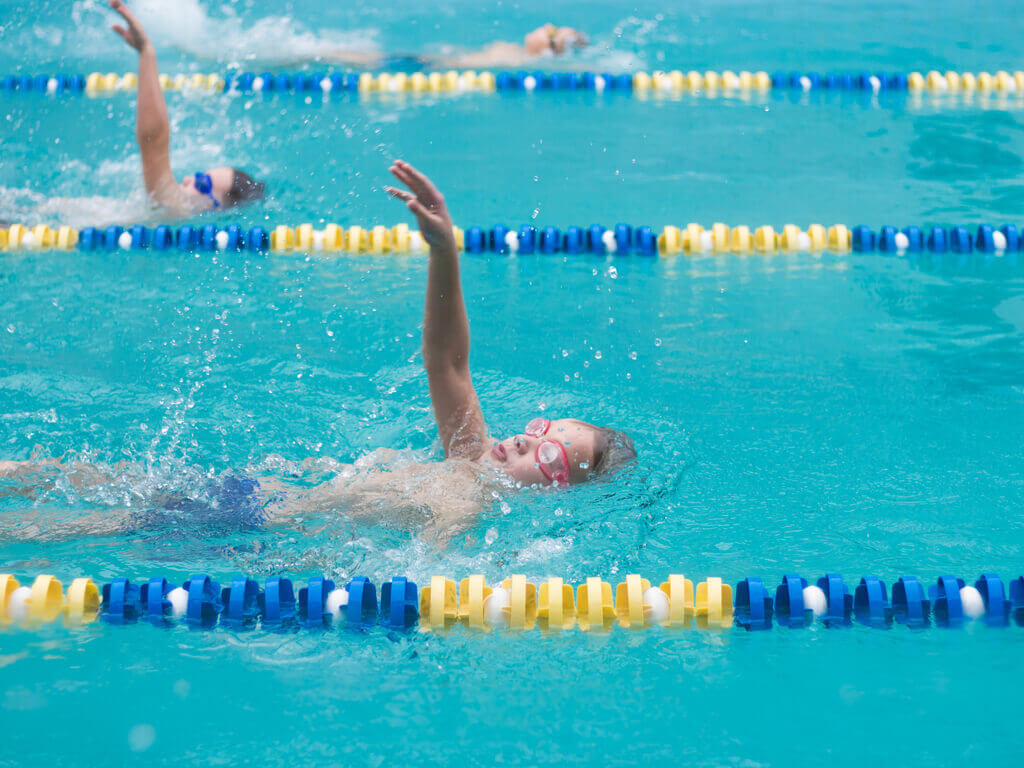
left=135, top=44, right=169, bottom=146
left=423, top=241, right=470, bottom=370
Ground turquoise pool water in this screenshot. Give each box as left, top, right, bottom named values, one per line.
left=2, top=0, right=1024, bottom=765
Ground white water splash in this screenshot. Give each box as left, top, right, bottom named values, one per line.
left=126, top=0, right=381, bottom=66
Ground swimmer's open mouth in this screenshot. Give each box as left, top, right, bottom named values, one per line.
left=491, top=443, right=507, bottom=462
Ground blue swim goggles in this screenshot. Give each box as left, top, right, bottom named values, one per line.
left=194, top=172, right=220, bottom=209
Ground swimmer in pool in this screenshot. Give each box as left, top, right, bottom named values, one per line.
left=201, top=24, right=588, bottom=70
left=108, top=0, right=265, bottom=217
left=0, top=161, right=633, bottom=541
left=429, top=24, right=589, bottom=69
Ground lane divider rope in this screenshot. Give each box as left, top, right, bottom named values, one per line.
left=1, top=572, right=1020, bottom=632
left=2, top=223, right=1023, bottom=257
left=3, top=70, right=1024, bottom=97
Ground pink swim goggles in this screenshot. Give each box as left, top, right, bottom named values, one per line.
left=525, top=417, right=571, bottom=485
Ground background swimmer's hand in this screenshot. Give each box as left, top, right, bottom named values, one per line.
left=386, top=161, right=456, bottom=252
left=109, top=0, right=151, bottom=53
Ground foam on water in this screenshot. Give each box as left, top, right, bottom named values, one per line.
left=128, top=0, right=381, bottom=66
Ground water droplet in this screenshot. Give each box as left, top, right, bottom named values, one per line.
left=561, top=349, right=569, bottom=357
left=594, top=351, right=602, bottom=360
left=630, top=351, right=638, bottom=360
left=606, top=266, right=618, bottom=278
left=654, top=338, right=662, bottom=346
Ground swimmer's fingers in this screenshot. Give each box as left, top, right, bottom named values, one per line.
left=109, top=0, right=136, bottom=26
left=385, top=185, right=414, bottom=203
left=109, top=0, right=148, bottom=49
left=405, top=197, right=431, bottom=221
left=389, top=161, right=425, bottom=200
left=388, top=164, right=421, bottom=202
left=392, top=160, right=443, bottom=205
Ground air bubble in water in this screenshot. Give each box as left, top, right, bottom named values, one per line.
left=655, top=338, right=662, bottom=346
left=594, top=351, right=602, bottom=359
left=607, top=266, right=618, bottom=278
left=129, top=724, right=156, bottom=753
left=630, top=351, right=638, bottom=360
left=485, top=528, right=498, bottom=545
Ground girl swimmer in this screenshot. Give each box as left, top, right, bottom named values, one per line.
left=0, top=162, right=634, bottom=541
left=109, top=0, right=265, bottom=217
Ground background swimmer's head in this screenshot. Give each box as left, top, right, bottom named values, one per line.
left=523, top=25, right=589, bottom=56
left=482, top=418, right=636, bottom=487
left=181, top=167, right=266, bottom=210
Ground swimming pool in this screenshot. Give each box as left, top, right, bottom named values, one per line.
left=3, top=0, right=1024, bottom=764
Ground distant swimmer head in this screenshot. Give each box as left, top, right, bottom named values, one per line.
left=523, top=24, right=589, bottom=57
left=181, top=167, right=266, bottom=210
left=481, top=417, right=635, bottom=488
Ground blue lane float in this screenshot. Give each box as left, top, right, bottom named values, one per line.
left=298, top=576, right=335, bottom=628
left=222, top=577, right=263, bottom=626
left=183, top=574, right=223, bottom=627
left=381, top=576, right=418, bottom=630
left=141, top=577, right=174, bottom=622
left=735, top=577, right=773, bottom=630
left=930, top=576, right=965, bottom=626
left=345, top=577, right=378, bottom=627
left=854, top=577, right=892, bottom=627
left=774, top=574, right=811, bottom=628
left=892, top=576, right=930, bottom=628
left=818, top=574, right=853, bottom=627
left=264, top=576, right=296, bottom=624
left=1010, top=577, right=1024, bottom=625
left=974, top=574, right=1009, bottom=627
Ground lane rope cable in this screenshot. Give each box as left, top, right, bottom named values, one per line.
left=2, top=69, right=1024, bottom=99
left=2, top=571, right=1021, bottom=632
left=1, top=223, right=1022, bottom=257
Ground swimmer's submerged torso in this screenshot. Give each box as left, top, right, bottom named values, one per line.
left=0, top=450, right=509, bottom=544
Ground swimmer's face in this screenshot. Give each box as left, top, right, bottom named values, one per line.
left=524, top=25, right=588, bottom=56
left=180, top=166, right=233, bottom=209
left=482, top=418, right=599, bottom=487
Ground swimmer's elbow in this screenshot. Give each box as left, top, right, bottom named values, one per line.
left=136, top=124, right=169, bottom=147
left=422, top=344, right=468, bottom=374
left=136, top=110, right=170, bottom=148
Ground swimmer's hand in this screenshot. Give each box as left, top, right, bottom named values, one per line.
left=109, top=0, right=151, bottom=53
left=386, top=160, right=456, bottom=252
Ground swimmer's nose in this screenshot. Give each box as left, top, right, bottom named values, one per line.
left=513, top=436, right=529, bottom=455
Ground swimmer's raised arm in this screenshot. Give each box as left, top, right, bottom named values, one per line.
left=109, top=0, right=181, bottom=211
left=387, top=161, right=490, bottom=460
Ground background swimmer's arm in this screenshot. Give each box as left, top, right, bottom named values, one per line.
left=109, top=1, right=181, bottom=210
left=387, top=161, right=489, bottom=460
